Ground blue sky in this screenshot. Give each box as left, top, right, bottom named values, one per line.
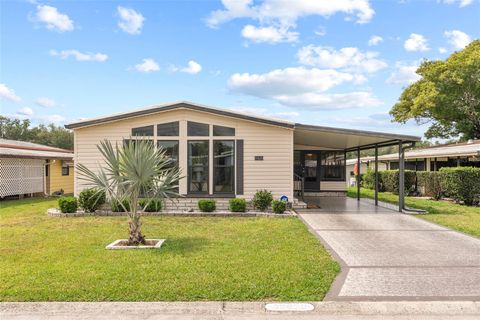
left=1, top=0, right=478, bottom=139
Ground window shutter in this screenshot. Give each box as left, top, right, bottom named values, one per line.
left=236, top=139, right=244, bottom=195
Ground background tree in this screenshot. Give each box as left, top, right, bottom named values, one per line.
left=0, top=116, right=73, bottom=149
left=390, top=40, right=480, bottom=140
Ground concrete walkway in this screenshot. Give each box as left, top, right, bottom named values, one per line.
left=2, top=301, right=480, bottom=319
left=298, top=197, right=480, bottom=301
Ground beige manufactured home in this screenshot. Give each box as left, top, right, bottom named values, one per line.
left=66, top=101, right=419, bottom=203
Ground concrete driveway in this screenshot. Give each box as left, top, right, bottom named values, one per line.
left=298, top=197, right=480, bottom=301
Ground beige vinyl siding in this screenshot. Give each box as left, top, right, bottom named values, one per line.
left=320, top=181, right=346, bottom=191
left=74, top=108, right=294, bottom=200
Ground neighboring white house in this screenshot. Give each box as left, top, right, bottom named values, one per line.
left=65, top=101, right=420, bottom=202
left=0, top=139, right=74, bottom=198
left=345, top=139, right=480, bottom=186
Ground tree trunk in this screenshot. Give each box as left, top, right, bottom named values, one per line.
left=128, top=219, right=146, bottom=246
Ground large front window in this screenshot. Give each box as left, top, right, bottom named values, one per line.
left=188, top=141, right=209, bottom=193
left=157, top=140, right=179, bottom=167
left=320, top=152, right=345, bottom=180
left=214, top=140, right=234, bottom=193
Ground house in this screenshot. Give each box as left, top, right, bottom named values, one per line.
left=65, top=101, right=419, bottom=206
left=346, top=139, right=480, bottom=185
left=0, top=139, right=74, bottom=198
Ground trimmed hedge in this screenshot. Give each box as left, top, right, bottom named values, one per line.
left=379, top=170, right=416, bottom=195
left=361, top=167, right=375, bottom=190
left=111, top=198, right=130, bottom=212
left=417, top=171, right=443, bottom=200
left=198, top=199, right=216, bottom=212
left=272, top=200, right=287, bottom=214
left=439, top=167, right=480, bottom=205
left=252, top=190, right=273, bottom=212
left=229, top=198, right=246, bottom=212
left=78, top=188, right=106, bottom=213
left=58, top=196, right=78, bottom=213
left=139, top=198, right=162, bottom=212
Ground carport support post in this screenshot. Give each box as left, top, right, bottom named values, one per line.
left=374, top=144, right=379, bottom=206
left=357, top=147, right=361, bottom=201
left=398, top=141, right=405, bottom=212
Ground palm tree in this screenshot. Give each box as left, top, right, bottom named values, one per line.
left=77, top=139, right=181, bottom=245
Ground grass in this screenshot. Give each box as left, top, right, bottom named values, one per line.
left=0, top=197, right=339, bottom=302
left=347, top=187, right=480, bottom=237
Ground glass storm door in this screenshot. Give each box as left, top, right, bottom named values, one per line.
left=302, top=151, right=320, bottom=191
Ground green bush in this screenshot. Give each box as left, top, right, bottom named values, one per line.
left=198, top=199, right=216, bottom=212
left=58, top=196, right=78, bottom=213
left=417, top=171, right=443, bottom=200
left=78, top=188, right=106, bottom=212
left=361, top=166, right=375, bottom=190
left=439, top=167, right=480, bottom=205
left=229, top=198, right=246, bottom=212
left=272, top=200, right=287, bottom=214
left=139, top=198, right=162, bottom=212
left=252, top=189, right=273, bottom=211
left=111, top=198, right=130, bottom=212
left=379, top=170, right=416, bottom=195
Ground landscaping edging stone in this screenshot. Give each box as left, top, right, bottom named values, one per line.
left=106, top=239, right=165, bottom=250
left=47, top=208, right=296, bottom=218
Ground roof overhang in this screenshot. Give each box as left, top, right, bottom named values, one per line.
left=294, top=124, right=420, bottom=151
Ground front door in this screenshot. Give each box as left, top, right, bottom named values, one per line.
left=302, top=151, right=320, bottom=191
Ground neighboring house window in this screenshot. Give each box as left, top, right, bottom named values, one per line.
left=188, top=140, right=209, bottom=193
left=157, top=122, right=179, bottom=136
left=320, top=152, right=345, bottom=181
left=213, top=125, right=235, bottom=136
left=187, top=121, right=209, bottom=136
left=213, top=140, right=235, bottom=193
left=132, top=125, right=154, bottom=137
left=62, top=164, right=70, bottom=176
left=157, top=140, right=179, bottom=167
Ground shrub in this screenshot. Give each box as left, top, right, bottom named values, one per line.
left=361, top=166, right=375, bottom=190
left=252, top=189, right=273, bottom=211
left=78, top=188, right=106, bottom=212
left=417, top=171, right=443, bottom=200
left=198, top=199, right=216, bottom=212
left=439, top=167, right=480, bottom=205
left=139, top=198, right=162, bottom=212
left=272, top=200, right=287, bottom=214
left=229, top=198, right=246, bottom=212
left=58, top=196, right=78, bottom=213
left=111, top=198, right=130, bottom=212
left=379, top=170, right=416, bottom=195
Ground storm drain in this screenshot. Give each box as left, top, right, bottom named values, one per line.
left=265, top=303, right=314, bottom=312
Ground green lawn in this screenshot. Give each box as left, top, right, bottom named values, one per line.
left=0, top=198, right=339, bottom=301
left=347, top=187, right=480, bottom=237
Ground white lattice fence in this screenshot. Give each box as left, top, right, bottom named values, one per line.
left=0, top=158, right=45, bottom=197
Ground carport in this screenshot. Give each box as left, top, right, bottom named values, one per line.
left=294, top=124, right=420, bottom=212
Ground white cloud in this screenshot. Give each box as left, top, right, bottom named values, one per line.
left=36, top=97, right=59, bottom=108
left=241, top=24, right=298, bottom=43
left=441, top=0, right=474, bottom=7
left=404, top=33, right=430, bottom=52
left=49, top=49, right=108, bottom=62
left=181, top=60, right=202, bottom=74
left=207, top=0, right=375, bottom=27
left=228, top=107, right=299, bottom=120
left=133, top=58, right=160, bottom=73
left=33, top=5, right=74, bottom=32
left=297, top=45, right=387, bottom=73
left=228, top=67, right=381, bottom=110
left=0, top=84, right=21, bottom=102
left=38, top=114, right=66, bottom=124
left=444, top=30, right=472, bottom=50
left=438, top=47, right=448, bottom=54
left=16, top=107, right=34, bottom=116
left=386, top=61, right=421, bottom=85
left=117, top=6, right=145, bottom=35
left=314, top=26, right=327, bottom=37
left=368, top=35, right=383, bottom=46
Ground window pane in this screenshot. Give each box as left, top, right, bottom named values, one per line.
left=320, top=152, right=345, bottom=180
left=213, top=125, right=235, bottom=136
left=214, top=141, right=234, bottom=193
left=157, top=140, right=179, bottom=166
left=132, top=125, right=154, bottom=136
left=157, top=122, right=179, bottom=136
left=187, top=121, right=209, bottom=136
left=123, top=139, right=154, bottom=148
left=188, top=141, right=209, bottom=193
